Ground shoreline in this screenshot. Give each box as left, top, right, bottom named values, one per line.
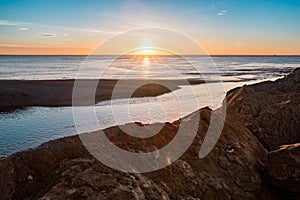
left=0, top=78, right=205, bottom=112
left=0, top=75, right=289, bottom=156
left=0, top=75, right=278, bottom=113
left=0, top=77, right=275, bottom=157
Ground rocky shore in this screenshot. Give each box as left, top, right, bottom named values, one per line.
left=0, top=69, right=299, bottom=199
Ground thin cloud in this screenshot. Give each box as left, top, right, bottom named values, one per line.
left=36, top=32, right=57, bottom=38
left=35, top=32, right=69, bottom=38
left=31, top=21, right=116, bottom=34
left=217, top=10, right=228, bottom=16
left=0, top=44, right=31, bottom=47
left=0, top=43, right=74, bottom=48
left=18, top=27, right=29, bottom=31
left=1, top=19, right=115, bottom=35
left=0, top=19, right=20, bottom=26
left=68, top=27, right=116, bottom=34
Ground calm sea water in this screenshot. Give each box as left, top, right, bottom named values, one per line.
left=1, top=55, right=299, bottom=80
left=0, top=56, right=299, bottom=156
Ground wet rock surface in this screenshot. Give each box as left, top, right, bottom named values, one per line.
left=0, top=68, right=299, bottom=199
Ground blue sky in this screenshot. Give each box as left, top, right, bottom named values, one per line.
left=0, top=0, right=299, bottom=54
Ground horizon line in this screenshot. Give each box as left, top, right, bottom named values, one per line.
left=0, top=54, right=299, bottom=57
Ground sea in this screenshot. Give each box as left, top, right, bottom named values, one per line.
left=0, top=55, right=299, bottom=156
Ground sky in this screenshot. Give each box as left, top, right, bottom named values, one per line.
left=0, top=0, right=299, bottom=55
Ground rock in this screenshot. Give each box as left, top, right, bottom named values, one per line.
left=0, top=104, right=266, bottom=199
left=0, top=136, right=90, bottom=199
left=226, top=68, right=300, bottom=150
left=0, top=106, right=267, bottom=200
left=267, top=143, right=300, bottom=199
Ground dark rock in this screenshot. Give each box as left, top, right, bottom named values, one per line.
left=267, top=143, right=300, bottom=199
left=226, top=68, right=300, bottom=150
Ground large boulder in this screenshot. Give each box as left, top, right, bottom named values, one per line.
left=226, top=68, right=300, bottom=150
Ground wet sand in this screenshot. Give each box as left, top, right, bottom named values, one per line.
left=0, top=78, right=204, bottom=112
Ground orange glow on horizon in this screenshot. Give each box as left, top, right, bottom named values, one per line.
left=0, top=44, right=299, bottom=56
left=0, top=46, right=91, bottom=55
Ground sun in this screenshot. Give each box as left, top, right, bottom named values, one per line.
left=138, top=46, right=155, bottom=55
